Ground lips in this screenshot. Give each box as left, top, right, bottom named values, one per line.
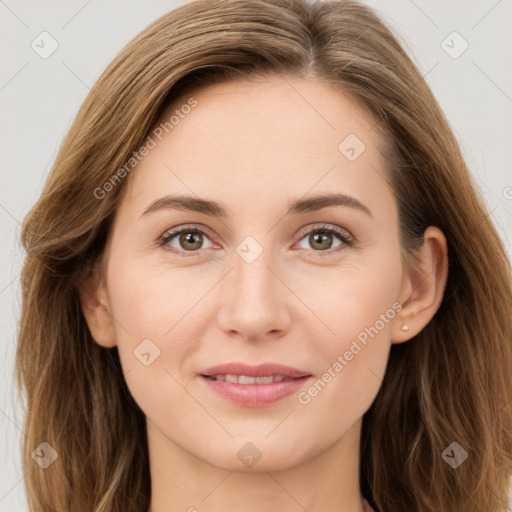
left=199, top=362, right=312, bottom=379
left=204, top=374, right=293, bottom=384
left=198, top=362, right=313, bottom=407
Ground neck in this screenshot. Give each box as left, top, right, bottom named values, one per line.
left=146, top=417, right=367, bottom=512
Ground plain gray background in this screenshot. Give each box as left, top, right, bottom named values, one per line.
left=1, top=1, right=511, bottom=510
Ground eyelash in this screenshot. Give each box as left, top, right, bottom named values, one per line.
left=157, top=224, right=354, bottom=258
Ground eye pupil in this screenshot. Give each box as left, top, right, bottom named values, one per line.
left=180, top=231, right=202, bottom=250
left=310, top=231, right=333, bottom=250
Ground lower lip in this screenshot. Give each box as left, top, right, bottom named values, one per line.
left=200, top=375, right=312, bottom=407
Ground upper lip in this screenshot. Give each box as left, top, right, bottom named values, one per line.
left=199, top=362, right=312, bottom=378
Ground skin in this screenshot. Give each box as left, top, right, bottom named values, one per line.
left=80, top=76, right=448, bottom=512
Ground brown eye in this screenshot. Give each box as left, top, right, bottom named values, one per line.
left=159, top=227, right=215, bottom=255
left=178, top=231, right=204, bottom=251
left=295, top=225, right=354, bottom=255
left=308, top=231, right=335, bottom=251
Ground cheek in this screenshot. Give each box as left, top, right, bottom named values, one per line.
left=106, top=255, right=215, bottom=380
left=107, top=252, right=202, bottom=336
left=105, top=261, right=202, bottom=423
left=295, top=249, right=401, bottom=411
left=303, top=249, right=401, bottom=348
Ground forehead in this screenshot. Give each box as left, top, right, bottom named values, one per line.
left=120, top=76, right=393, bottom=220
left=157, top=76, right=377, bottom=160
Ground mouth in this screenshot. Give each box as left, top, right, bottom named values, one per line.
left=198, top=361, right=312, bottom=379
left=198, top=363, right=313, bottom=407
left=201, top=374, right=311, bottom=384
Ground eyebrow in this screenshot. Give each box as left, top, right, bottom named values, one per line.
left=140, top=192, right=372, bottom=219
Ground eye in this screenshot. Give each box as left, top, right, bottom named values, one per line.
left=294, top=224, right=354, bottom=255
left=157, top=225, right=215, bottom=256
left=157, top=223, right=354, bottom=257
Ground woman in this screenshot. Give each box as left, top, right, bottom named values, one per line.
left=15, top=0, right=512, bottom=511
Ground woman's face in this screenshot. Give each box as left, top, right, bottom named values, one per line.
left=87, top=76, right=422, bottom=471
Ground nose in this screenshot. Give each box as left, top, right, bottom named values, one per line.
left=216, top=246, right=292, bottom=342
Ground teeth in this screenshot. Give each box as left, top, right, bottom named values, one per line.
left=256, top=376, right=275, bottom=384
left=239, top=375, right=257, bottom=384
left=209, top=374, right=291, bottom=384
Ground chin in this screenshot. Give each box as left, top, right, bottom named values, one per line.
left=196, top=438, right=311, bottom=473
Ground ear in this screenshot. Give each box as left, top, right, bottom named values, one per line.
left=392, top=226, right=449, bottom=343
left=78, top=261, right=117, bottom=348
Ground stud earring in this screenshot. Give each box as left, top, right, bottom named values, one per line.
left=401, top=324, right=410, bottom=332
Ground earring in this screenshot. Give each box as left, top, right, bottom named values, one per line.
left=401, top=324, right=410, bottom=332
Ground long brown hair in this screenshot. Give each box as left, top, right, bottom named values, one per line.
left=15, top=0, right=512, bottom=510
